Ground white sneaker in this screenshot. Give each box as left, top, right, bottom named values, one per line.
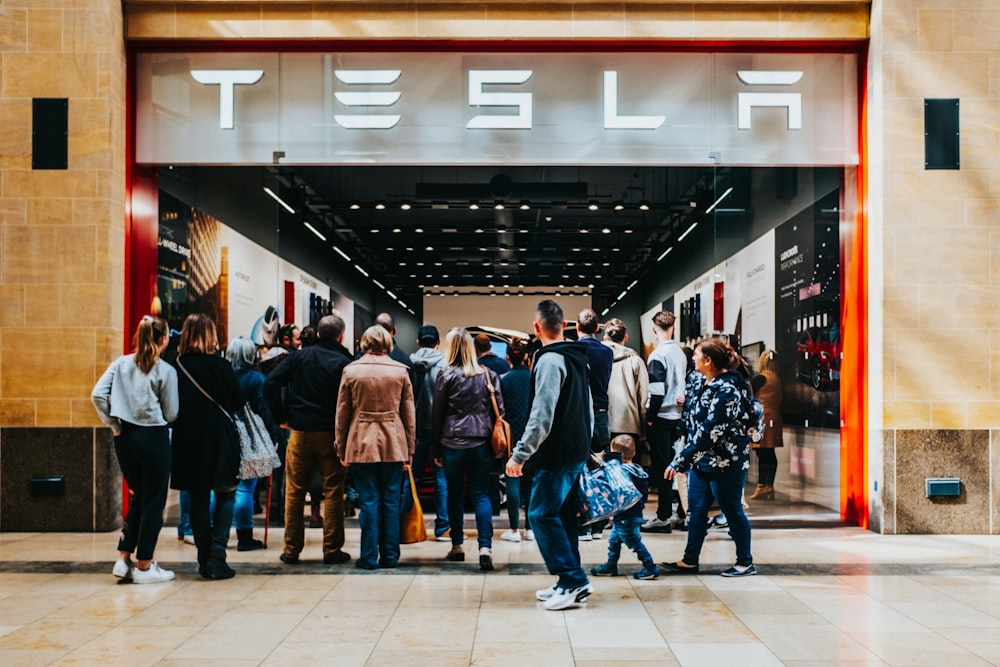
left=591, top=530, right=604, bottom=540
left=535, top=584, right=559, bottom=601
left=542, top=583, right=594, bottom=611
left=578, top=532, right=592, bottom=542
left=501, top=530, right=521, bottom=543
left=183, top=535, right=196, bottom=545
left=131, top=562, right=175, bottom=584
left=524, top=530, right=535, bottom=541
left=112, top=558, right=132, bottom=580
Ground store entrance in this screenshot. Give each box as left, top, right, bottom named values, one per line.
left=150, top=163, right=853, bottom=528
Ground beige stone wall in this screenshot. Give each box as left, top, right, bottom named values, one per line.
left=0, top=0, right=125, bottom=428
left=880, top=1, right=1000, bottom=432
left=124, top=1, right=869, bottom=41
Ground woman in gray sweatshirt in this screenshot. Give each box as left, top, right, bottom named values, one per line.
left=92, top=315, right=179, bottom=584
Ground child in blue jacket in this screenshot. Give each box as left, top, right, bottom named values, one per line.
left=590, top=435, right=659, bottom=580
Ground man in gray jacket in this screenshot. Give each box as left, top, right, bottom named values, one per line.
left=506, top=300, right=594, bottom=611
left=641, top=311, right=687, bottom=533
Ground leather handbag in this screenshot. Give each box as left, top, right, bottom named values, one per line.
left=399, top=466, right=428, bottom=544
left=484, top=371, right=511, bottom=459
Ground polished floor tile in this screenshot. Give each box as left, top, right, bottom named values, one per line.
left=0, top=521, right=997, bottom=666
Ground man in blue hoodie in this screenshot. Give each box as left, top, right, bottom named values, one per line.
left=506, top=300, right=594, bottom=611
left=409, top=325, right=449, bottom=540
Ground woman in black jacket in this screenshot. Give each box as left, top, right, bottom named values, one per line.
left=173, top=313, right=243, bottom=580
left=432, top=327, right=505, bottom=571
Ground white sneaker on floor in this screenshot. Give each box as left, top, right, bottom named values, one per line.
left=524, top=530, right=535, bottom=541
left=535, top=584, right=559, bottom=601
left=112, top=558, right=132, bottom=580
left=501, top=530, right=521, bottom=543
left=578, top=532, right=592, bottom=542
left=542, top=583, right=594, bottom=611
left=591, top=530, right=604, bottom=540
left=182, top=535, right=196, bottom=545
left=131, top=562, right=175, bottom=584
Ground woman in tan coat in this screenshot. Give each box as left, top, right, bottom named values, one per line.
left=336, top=326, right=416, bottom=570
left=749, top=349, right=783, bottom=500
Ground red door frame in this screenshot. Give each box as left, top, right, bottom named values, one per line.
left=124, top=39, right=870, bottom=526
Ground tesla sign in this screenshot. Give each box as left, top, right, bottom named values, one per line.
left=137, top=51, right=857, bottom=166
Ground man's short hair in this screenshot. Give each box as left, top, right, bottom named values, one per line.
left=316, top=314, right=345, bottom=341
left=604, top=317, right=627, bottom=343
left=278, top=323, right=298, bottom=343
left=652, top=311, right=676, bottom=332
left=535, top=299, right=564, bottom=336
left=577, top=308, right=600, bottom=335
left=374, top=312, right=396, bottom=334
left=417, top=324, right=440, bottom=347
left=474, top=333, right=493, bottom=354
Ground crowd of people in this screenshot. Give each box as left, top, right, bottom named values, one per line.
left=91, top=299, right=775, bottom=611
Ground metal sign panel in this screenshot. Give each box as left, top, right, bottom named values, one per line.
left=136, top=51, right=858, bottom=166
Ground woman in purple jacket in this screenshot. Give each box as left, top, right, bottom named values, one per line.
left=432, top=327, right=505, bottom=571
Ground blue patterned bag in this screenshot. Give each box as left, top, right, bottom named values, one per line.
left=577, top=456, right=642, bottom=525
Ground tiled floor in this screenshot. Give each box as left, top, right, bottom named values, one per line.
left=0, top=514, right=998, bottom=666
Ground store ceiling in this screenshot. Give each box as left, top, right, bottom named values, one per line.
left=264, top=164, right=744, bottom=311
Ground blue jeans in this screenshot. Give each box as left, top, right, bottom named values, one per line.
left=189, top=486, right=235, bottom=554
left=413, top=429, right=449, bottom=536
left=683, top=467, right=753, bottom=567
left=233, top=478, right=258, bottom=530
left=528, top=462, right=588, bottom=589
left=177, top=490, right=192, bottom=538
left=505, top=470, right=532, bottom=531
left=352, top=462, right=404, bottom=567
left=606, top=516, right=653, bottom=565
left=441, top=443, right=493, bottom=549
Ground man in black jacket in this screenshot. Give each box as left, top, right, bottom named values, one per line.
left=506, top=299, right=594, bottom=611
left=264, top=313, right=353, bottom=565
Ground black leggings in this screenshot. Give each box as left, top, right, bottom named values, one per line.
left=755, top=448, right=778, bottom=486
left=115, top=423, right=171, bottom=561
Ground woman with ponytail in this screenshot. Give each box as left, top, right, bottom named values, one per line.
left=660, top=337, right=757, bottom=578
left=92, top=315, right=179, bottom=584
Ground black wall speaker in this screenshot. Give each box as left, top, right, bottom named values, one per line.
left=32, top=98, right=68, bottom=170
left=925, top=98, right=960, bottom=170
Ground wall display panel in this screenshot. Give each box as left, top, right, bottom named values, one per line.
left=135, top=51, right=858, bottom=167
left=157, top=191, right=334, bottom=351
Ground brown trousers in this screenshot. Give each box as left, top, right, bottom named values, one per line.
left=283, top=429, right=347, bottom=559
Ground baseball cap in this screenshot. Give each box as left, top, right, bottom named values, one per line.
left=418, top=325, right=440, bottom=344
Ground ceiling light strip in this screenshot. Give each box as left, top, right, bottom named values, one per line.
left=262, top=187, right=295, bottom=214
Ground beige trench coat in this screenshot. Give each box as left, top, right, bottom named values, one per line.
left=335, top=354, right=416, bottom=464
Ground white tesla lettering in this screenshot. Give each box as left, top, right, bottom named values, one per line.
left=603, top=71, right=665, bottom=130
left=466, top=70, right=533, bottom=130
left=737, top=70, right=804, bottom=130
left=190, top=69, right=264, bottom=129
left=334, top=70, right=402, bottom=129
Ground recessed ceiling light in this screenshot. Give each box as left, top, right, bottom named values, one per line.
left=601, top=227, right=611, bottom=234
left=588, top=200, right=599, bottom=211
left=349, top=201, right=361, bottom=210
left=375, top=202, right=386, bottom=210
left=638, top=201, right=650, bottom=211
left=495, top=202, right=505, bottom=210
left=519, top=201, right=530, bottom=210
left=400, top=201, right=411, bottom=210
left=392, top=227, right=401, bottom=233
left=613, top=201, right=624, bottom=211
left=469, top=202, right=480, bottom=210
left=415, top=227, right=424, bottom=233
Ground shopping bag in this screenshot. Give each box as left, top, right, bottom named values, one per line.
left=235, top=403, right=281, bottom=480
left=399, top=467, right=428, bottom=544
left=577, top=455, right=642, bottom=525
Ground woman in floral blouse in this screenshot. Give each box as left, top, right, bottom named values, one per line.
left=660, top=337, right=756, bottom=578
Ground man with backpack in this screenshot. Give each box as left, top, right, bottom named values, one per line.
left=410, top=325, right=450, bottom=540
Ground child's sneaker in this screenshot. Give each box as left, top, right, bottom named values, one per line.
left=633, top=563, right=660, bottom=580
left=590, top=562, right=618, bottom=577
